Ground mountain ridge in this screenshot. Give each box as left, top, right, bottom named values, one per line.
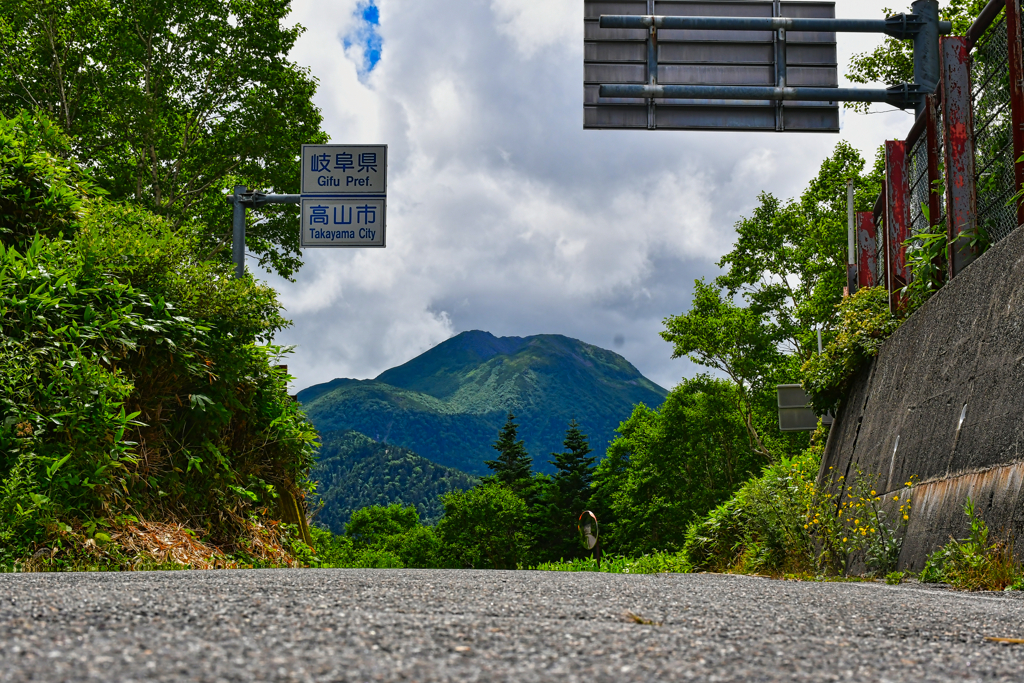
left=299, top=331, right=668, bottom=474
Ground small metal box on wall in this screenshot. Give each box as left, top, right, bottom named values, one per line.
left=584, top=0, right=840, bottom=132
left=777, top=384, right=820, bottom=431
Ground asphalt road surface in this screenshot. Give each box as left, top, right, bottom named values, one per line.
left=2, top=569, right=1024, bottom=682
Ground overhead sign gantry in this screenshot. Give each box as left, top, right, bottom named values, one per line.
left=584, top=0, right=951, bottom=132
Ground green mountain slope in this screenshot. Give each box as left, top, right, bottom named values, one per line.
left=311, top=430, right=478, bottom=533
left=299, top=331, right=668, bottom=475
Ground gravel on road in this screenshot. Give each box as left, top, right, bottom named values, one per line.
left=1, top=569, right=1023, bottom=682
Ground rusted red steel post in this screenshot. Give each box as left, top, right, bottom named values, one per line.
left=1007, top=0, right=1024, bottom=227
left=886, top=140, right=911, bottom=311
left=940, top=36, right=978, bottom=276
left=857, top=212, right=877, bottom=289
left=925, top=94, right=945, bottom=281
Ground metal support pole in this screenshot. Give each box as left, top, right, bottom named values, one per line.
left=599, top=14, right=952, bottom=35
left=226, top=190, right=301, bottom=279
left=912, top=0, right=942, bottom=118
left=847, top=179, right=857, bottom=295
left=599, top=83, right=923, bottom=108
left=232, top=184, right=247, bottom=280
left=857, top=212, right=878, bottom=288
left=774, top=0, right=787, bottom=131
left=1006, top=0, right=1024, bottom=227
left=647, top=0, right=656, bottom=130
left=886, top=141, right=911, bottom=312
left=925, top=94, right=945, bottom=282
left=941, top=36, right=978, bottom=277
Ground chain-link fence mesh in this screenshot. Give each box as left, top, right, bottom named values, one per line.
left=972, top=10, right=1020, bottom=245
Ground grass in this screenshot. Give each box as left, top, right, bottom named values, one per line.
left=533, top=552, right=691, bottom=574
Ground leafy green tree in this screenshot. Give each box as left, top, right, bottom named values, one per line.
left=435, top=482, right=528, bottom=569
left=661, top=280, right=787, bottom=458
left=599, top=376, right=758, bottom=556
left=0, top=0, right=327, bottom=277
left=846, top=1, right=990, bottom=113
left=662, top=142, right=882, bottom=460
left=484, top=412, right=533, bottom=493
left=345, top=503, right=421, bottom=549
left=337, top=503, right=448, bottom=568
left=0, top=111, right=94, bottom=247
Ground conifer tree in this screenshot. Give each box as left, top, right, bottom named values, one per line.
left=484, top=412, right=533, bottom=492
left=550, top=419, right=596, bottom=515
left=535, top=418, right=598, bottom=562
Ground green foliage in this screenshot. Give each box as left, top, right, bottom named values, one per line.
left=0, top=112, right=318, bottom=566
left=345, top=503, right=420, bottom=549
left=597, top=376, right=762, bottom=556
left=534, top=551, right=691, bottom=575
left=901, top=207, right=990, bottom=311
left=664, top=142, right=882, bottom=460
left=484, top=412, right=533, bottom=493
left=310, top=429, right=477, bottom=533
left=0, top=0, right=328, bottom=278
left=309, top=527, right=404, bottom=569
left=846, top=2, right=989, bottom=113
left=801, top=287, right=902, bottom=415
left=682, top=442, right=914, bottom=577
left=0, top=111, right=97, bottom=247
left=662, top=282, right=787, bottom=458
left=902, top=222, right=949, bottom=310
left=297, top=331, right=668, bottom=476
left=435, top=482, right=529, bottom=569
left=537, top=419, right=596, bottom=561
left=920, top=496, right=1022, bottom=590
left=885, top=570, right=905, bottom=585
left=683, top=447, right=828, bottom=576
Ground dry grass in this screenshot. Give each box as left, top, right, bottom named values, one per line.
left=115, top=521, right=237, bottom=569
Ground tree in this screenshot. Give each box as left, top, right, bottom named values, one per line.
left=435, top=483, right=529, bottom=569
left=0, top=112, right=320, bottom=563
left=550, top=419, right=596, bottom=516
left=345, top=503, right=421, bottom=549
left=484, top=412, right=533, bottom=492
left=0, top=0, right=327, bottom=278
left=662, top=142, right=882, bottom=460
left=598, top=376, right=758, bottom=556
left=535, top=419, right=597, bottom=561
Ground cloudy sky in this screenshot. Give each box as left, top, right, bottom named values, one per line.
left=263, top=0, right=918, bottom=393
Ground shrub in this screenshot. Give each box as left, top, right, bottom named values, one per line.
left=0, top=111, right=96, bottom=247
left=0, top=112, right=318, bottom=567
left=436, top=483, right=528, bottom=569
left=309, top=527, right=405, bottom=569
left=682, top=441, right=915, bottom=578
left=802, top=287, right=901, bottom=415
left=920, top=496, right=1021, bottom=591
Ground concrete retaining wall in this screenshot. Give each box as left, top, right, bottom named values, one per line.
left=819, top=225, right=1024, bottom=570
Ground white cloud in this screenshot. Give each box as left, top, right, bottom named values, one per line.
left=267, top=0, right=923, bottom=392
left=490, top=0, right=579, bottom=58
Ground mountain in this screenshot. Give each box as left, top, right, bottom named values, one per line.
left=299, top=331, right=668, bottom=475
left=310, top=430, right=479, bottom=533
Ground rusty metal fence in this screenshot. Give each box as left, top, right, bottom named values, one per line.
left=867, top=0, right=1024, bottom=309
left=971, top=10, right=1019, bottom=244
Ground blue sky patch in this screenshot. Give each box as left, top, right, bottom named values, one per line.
left=344, top=1, right=382, bottom=75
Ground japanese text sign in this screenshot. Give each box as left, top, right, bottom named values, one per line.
left=301, top=198, right=386, bottom=248
left=301, top=144, right=387, bottom=195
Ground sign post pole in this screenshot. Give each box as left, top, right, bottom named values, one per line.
left=232, top=185, right=247, bottom=279
left=847, top=179, right=857, bottom=295
left=226, top=144, right=388, bottom=279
